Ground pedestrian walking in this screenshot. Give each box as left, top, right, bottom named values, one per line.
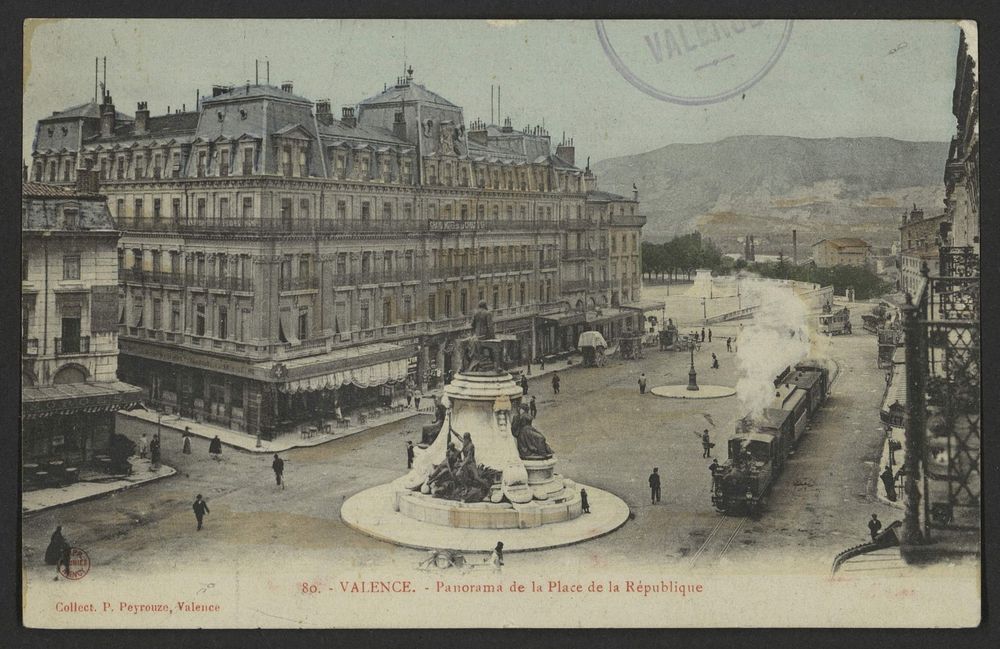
left=45, top=526, right=70, bottom=566
left=193, top=494, right=210, bottom=531
left=209, top=435, right=222, bottom=460
left=726, top=337, right=732, bottom=352
left=551, top=372, right=560, bottom=395
left=868, top=513, right=882, bottom=541
left=272, top=453, right=285, bottom=488
left=138, top=433, right=149, bottom=459
left=413, top=389, right=422, bottom=411
left=648, top=467, right=661, bottom=504
left=580, top=488, right=590, bottom=513
left=520, top=375, right=529, bottom=395
left=405, top=387, right=413, bottom=407
left=406, top=441, right=415, bottom=469
left=880, top=465, right=897, bottom=501
left=711, top=353, right=719, bottom=370
left=182, top=428, right=192, bottom=455
left=708, top=328, right=712, bottom=342
left=492, top=541, right=505, bottom=567
left=638, top=373, right=647, bottom=394
left=540, top=357, right=545, bottom=370
left=702, top=430, right=712, bottom=458
left=529, top=396, right=537, bottom=419
left=150, top=434, right=161, bottom=466
left=700, top=328, right=705, bottom=342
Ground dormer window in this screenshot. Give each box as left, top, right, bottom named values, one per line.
left=63, top=208, right=79, bottom=229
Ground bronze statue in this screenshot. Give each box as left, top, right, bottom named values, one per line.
left=465, top=301, right=501, bottom=372
left=511, top=405, right=554, bottom=460
left=420, top=399, right=448, bottom=446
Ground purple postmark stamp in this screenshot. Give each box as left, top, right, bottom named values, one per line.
left=596, top=20, right=793, bottom=105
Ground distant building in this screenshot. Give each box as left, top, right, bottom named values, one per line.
left=810, top=238, right=871, bottom=268
left=21, top=175, right=142, bottom=465
left=898, top=205, right=949, bottom=295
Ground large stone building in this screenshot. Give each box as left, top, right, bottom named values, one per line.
left=810, top=237, right=871, bottom=268
left=944, top=29, right=979, bottom=253
left=21, top=176, right=142, bottom=466
left=30, top=70, right=647, bottom=438
left=898, top=205, right=949, bottom=295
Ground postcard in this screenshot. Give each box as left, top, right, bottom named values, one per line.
left=20, top=18, right=980, bottom=628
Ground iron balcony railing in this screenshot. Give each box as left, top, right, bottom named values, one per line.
left=55, top=336, right=90, bottom=355
left=119, top=268, right=253, bottom=292
left=561, top=248, right=598, bottom=260
left=561, top=279, right=590, bottom=292
left=279, top=275, right=320, bottom=291
left=900, top=246, right=980, bottom=555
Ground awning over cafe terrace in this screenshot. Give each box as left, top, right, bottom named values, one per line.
left=277, top=342, right=415, bottom=394
left=21, top=381, right=144, bottom=419
left=539, top=312, right=587, bottom=327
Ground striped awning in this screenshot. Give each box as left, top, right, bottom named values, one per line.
left=22, top=381, right=144, bottom=418
left=278, top=358, right=409, bottom=393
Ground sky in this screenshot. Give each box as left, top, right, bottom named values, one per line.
left=22, top=19, right=966, bottom=165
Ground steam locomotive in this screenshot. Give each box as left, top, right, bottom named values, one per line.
left=711, top=360, right=833, bottom=515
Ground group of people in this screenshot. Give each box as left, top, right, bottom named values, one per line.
left=137, top=432, right=162, bottom=466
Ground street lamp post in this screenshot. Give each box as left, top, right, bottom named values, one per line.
left=686, top=345, right=699, bottom=391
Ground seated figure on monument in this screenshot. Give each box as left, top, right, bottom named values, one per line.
left=511, top=404, right=554, bottom=460
left=420, top=399, right=448, bottom=446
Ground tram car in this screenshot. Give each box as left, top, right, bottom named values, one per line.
left=711, top=361, right=832, bottom=515
left=818, top=307, right=852, bottom=335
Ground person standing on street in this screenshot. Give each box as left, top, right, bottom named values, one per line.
left=868, top=513, right=882, bottom=541
left=702, top=430, right=712, bottom=458
left=529, top=396, right=537, bottom=419
left=726, top=337, right=732, bottom=352
left=708, top=328, right=712, bottom=342
left=405, top=386, right=413, bottom=407
left=880, top=465, right=897, bottom=501
left=638, top=373, right=647, bottom=394
left=182, top=428, right=192, bottom=455
left=150, top=434, right=161, bottom=467
left=700, top=328, right=706, bottom=342
left=711, top=353, right=719, bottom=370
left=648, top=467, right=661, bottom=504
left=209, top=435, right=222, bottom=460
left=406, top=441, right=415, bottom=469
left=193, top=494, right=210, bottom=531
left=138, top=433, right=149, bottom=459
left=551, top=372, right=560, bottom=395
left=272, top=453, right=285, bottom=488
left=491, top=541, right=505, bottom=569
left=413, top=388, right=422, bottom=411
left=580, top=488, right=590, bottom=514
left=520, top=375, right=529, bottom=395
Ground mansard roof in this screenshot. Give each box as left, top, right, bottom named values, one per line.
left=41, top=101, right=133, bottom=122
left=359, top=82, right=458, bottom=109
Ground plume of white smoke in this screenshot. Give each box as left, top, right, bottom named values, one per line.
left=734, top=280, right=814, bottom=421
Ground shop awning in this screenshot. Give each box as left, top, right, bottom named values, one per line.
left=585, top=307, right=633, bottom=326
left=623, top=300, right=666, bottom=314
left=22, top=381, right=144, bottom=418
left=276, top=342, right=416, bottom=393
left=540, top=312, right=587, bottom=327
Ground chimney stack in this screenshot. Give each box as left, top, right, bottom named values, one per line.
left=341, top=106, right=357, bottom=128
left=135, top=101, right=150, bottom=136
left=555, top=134, right=575, bottom=166
left=315, top=99, right=333, bottom=126
left=281, top=81, right=294, bottom=94
left=468, top=118, right=488, bottom=147
left=99, top=91, right=116, bottom=138
left=501, top=117, right=513, bottom=133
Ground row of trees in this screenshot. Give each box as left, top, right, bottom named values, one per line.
left=641, top=233, right=892, bottom=299
left=640, top=233, right=727, bottom=280
left=748, top=258, right=893, bottom=300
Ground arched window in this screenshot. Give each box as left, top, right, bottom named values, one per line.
left=53, top=364, right=88, bottom=384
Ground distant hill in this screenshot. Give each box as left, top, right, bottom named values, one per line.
left=591, top=135, right=949, bottom=253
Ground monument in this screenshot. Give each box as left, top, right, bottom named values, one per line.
left=341, top=303, right=630, bottom=551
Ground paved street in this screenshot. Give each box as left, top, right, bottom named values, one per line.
left=22, top=301, right=896, bottom=581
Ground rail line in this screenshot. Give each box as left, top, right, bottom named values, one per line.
left=690, top=515, right=748, bottom=567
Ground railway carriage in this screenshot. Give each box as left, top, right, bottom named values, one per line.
left=711, top=360, right=833, bottom=515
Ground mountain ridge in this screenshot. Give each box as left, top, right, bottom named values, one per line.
left=591, top=135, right=949, bottom=252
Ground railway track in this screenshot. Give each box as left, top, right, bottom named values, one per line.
left=690, top=514, right=748, bottom=567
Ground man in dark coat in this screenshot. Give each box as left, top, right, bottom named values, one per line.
left=520, top=375, right=529, bottom=395
left=150, top=434, right=161, bottom=466
left=580, top=488, right=590, bottom=513
left=272, top=454, right=285, bottom=488
left=880, top=465, right=897, bottom=501
left=708, top=328, right=712, bottom=342
left=551, top=372, right=560, bottom=395
left=648, top=467, right=661, bottom=504
left=529, top=396, right=537, bottom=419
left=702, top=430, right=712, bottom=458
left=209, top=435, right=222, bottom=459
left=406, top=441, right=415, bottom=469
left=45, top=526, right=69, bottom=566
left=638, top=373, right=647, bottom=394
left=868, top=513, right=882, bottom=541
left=193, top=494, right=210, bottom=531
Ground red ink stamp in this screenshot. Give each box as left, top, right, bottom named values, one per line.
left=58, top=547, right=91, bottom=580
